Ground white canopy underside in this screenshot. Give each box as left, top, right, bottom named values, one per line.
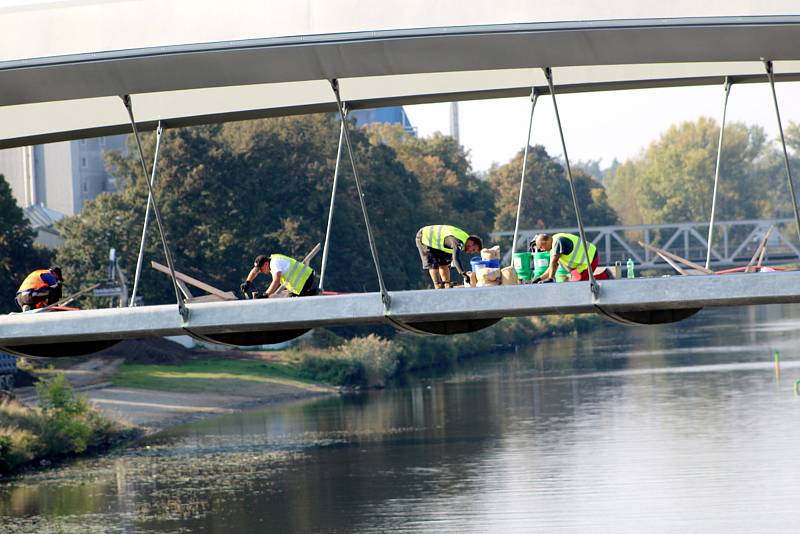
left=2, top=1, right=800, bottom=147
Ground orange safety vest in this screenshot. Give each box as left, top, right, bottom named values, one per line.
left=17, top=269, right=54, bottom=294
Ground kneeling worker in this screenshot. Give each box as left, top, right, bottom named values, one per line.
left=533, top=233, right=609, bottom=282
left=416, top=225, right=483, bottom=288
left=241, top=254, right=317, bottom=298
left=16, top=266, right=63, bottom=311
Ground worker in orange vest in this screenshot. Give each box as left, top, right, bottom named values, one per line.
left=15, top=266, right=63, bottom=311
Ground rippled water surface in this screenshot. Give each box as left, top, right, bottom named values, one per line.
left=3, top=305, right=800, bottom=533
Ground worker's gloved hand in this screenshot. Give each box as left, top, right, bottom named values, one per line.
left=240, top=281, right=252, bottom=297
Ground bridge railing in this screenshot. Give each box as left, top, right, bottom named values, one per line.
left=491, top=219, right=800, bottom=269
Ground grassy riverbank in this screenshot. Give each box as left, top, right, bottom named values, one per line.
left=109, top=314, right=600, bottom=393
left=286, top=314, right=600, bottom=388
left=0, top=375, right=135, bottom=476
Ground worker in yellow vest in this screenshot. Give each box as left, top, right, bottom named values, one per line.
left=16, top=266, right=63, bottom=311
left=416, top=225, right=483, bottom=288
left=240, top=254, right=317, bottom=298
left=532, top=233, right=609, bottom=282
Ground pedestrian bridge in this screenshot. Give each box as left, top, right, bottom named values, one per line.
left=495, top=219, right=800, bottom=270
left=4, top=2, right=800, bottom=356
left=3, top=272, right=800, bottom=357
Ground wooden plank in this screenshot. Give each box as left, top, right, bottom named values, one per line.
left=654, top=251, right=689, bottom=276
left=637, top=241, right=715, bottom=274
left=150, top=261, right=237, bottom=300
left=187, top=294, right=228, bottom=303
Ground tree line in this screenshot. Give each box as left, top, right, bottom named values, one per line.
left=1, top=113, right=797, bottom=310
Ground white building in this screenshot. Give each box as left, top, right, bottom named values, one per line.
left=0, top=135, right=127, bottom=217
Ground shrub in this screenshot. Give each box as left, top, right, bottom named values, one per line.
left=337, top=335, right=401, bottom=387
left=0, top=427, right=40, bottom=472
left=297, top=355, right=366, bottom=387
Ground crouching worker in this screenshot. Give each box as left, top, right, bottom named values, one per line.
left=16, top=266, right=63, bottom=311
left=533, top=233, right=609, bottom=282
left=416, top=225, right=482, bottom=288
left=240, top=254, right=317, bottom=299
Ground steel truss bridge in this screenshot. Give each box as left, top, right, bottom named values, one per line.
left=494, top=219, right=800, bottom=270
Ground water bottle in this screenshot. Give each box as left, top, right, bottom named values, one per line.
left=626, top=258, right=635, bottom=279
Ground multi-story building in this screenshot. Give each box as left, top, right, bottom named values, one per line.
left=0, top=135, right=126, bottom=217
left=350, top=106, right=415, bottom=135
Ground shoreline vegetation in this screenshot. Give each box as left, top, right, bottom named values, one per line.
left=1, top=313, right=597, bottom=477
left=0, top=375, right=137, bottom=477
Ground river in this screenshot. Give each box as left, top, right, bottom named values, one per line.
left=2, top=305, right=800, bottom=533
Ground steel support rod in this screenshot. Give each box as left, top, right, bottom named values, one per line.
left=764, top=60, right=800, bottom=241
left=121, top=96, right=187, bottom=320
left=319, top=110, right=346, bottom=292
left=511, top=89, right=538, bottom=255
left=130, top=121, right=164, bottom=306
left=543, top=68, right=599, bottom=297
left=329, top=80, right=391, bottom=308
left=705, top=77, right=731, bottom=269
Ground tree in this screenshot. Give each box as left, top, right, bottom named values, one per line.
left=488, top=144, right=617, bottom=235
left=0, top=175, right=49, bottom=314
left=605, top=117, right=778, bottom=225
left=56, top=114, right=430, bottom=305
left=366, top=124, right=495, bottom=238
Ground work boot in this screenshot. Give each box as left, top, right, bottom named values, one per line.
left=21, top=305, right=31, bottom=312
left=433, top=282, right=443, bottom=289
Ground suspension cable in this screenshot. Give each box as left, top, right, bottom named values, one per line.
left=706, top=77, right=732, bottom=270
left=329, top=80, right=391, bottom=308
left=764, top=60, right=800, bottom=241
left=319, top=108, right=347, bottom=292
left=130, top=121, right=164, bottom=305
left=542, top=68, right=599, bottom=297
left=511, top=89, right=539, bottom=256
left=120, top=96, right=187, bottom=319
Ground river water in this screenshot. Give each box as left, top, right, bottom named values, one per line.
left=3, top=305, right=800, bottom=533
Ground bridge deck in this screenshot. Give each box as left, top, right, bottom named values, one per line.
left=2, top=272, right=800, bottom=347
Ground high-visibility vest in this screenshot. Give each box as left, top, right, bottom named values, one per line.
left=16, top=270, right=54, bottom=295
left=552, top=233, right=596, bottom=272
left=420, top=225, right=470, bottom=254
left=271, top=254, right=313, bottom=296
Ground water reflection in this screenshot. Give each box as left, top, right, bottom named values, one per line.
left=2, top=304, right=800, bottom=533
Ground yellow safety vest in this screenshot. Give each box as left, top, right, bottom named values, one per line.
left=420, top=225, right=470, bottom=254
left=271, top=254, right=313, bottom=296
left=552, top=233, right=596, bottom=272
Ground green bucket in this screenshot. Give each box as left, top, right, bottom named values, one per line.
left=533, top=251, right=550, bottom=279
left=512, top=252, right=532, bottom=281
left=555, top=265, right=570, bottom=283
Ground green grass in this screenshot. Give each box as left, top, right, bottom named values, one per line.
left=111, top=358, right=327, bottom=396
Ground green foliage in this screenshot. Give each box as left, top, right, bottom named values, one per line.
left=35, top=374, right=94, bottom=454
left=0, top=174, right=49, bottom=313
left=0, top=375, right=122, bottom=474
left=56, top=115, right=429, bottom=304
left=366, top=123, right=496, bottom=238
left=605, top=117, right=789, bottom=225
left=296, top=356, right=367, bottom=388
left=488, top=145, right=618, bottom=235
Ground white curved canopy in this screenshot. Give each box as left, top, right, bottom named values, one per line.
left=1, top=1, right=800, bottom=147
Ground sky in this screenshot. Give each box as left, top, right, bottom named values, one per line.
left=404, top=82, right=800, bottom=174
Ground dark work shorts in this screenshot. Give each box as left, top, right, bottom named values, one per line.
left=416, top=229, right=452, bottom=270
